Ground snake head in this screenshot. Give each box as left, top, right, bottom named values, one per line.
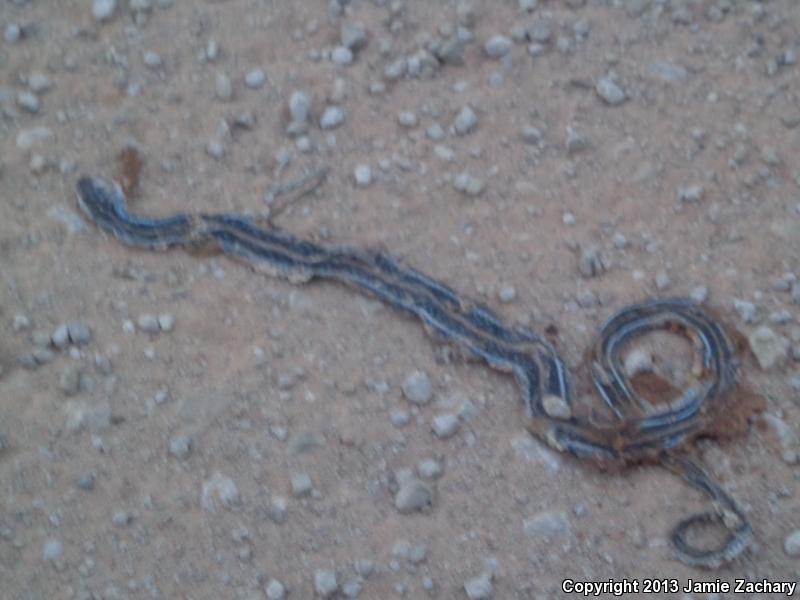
left=76, top=176, right=129, bottom=223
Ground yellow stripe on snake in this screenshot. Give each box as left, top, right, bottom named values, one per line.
left=77, top=175, right=757, bottom=568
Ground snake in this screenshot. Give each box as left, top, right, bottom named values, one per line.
left=76, top=174, right=754, bottom=568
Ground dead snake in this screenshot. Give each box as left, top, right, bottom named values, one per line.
left=76, top=175, right=753, bottom=568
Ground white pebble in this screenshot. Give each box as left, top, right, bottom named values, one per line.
left=320, top=106, right=345, bottom=130
left=432, top=414, right=461, bottom=438
left=402, top=370, right=432, bottom=404
left=596, top=76, right=626, bottom=105
left=27, top=73, right=52, bottom=93
left=42, top=539, right=63, bottom=562
left=314, top=570, right=338, bottom=598
left=331, top=46, right=354, bottom=65
left=464, top=574, right=493, bottom=600
left=92, top=0, right=117, bottom=22
left=17, top=92, right=40, bottom=113
left=143, top=51, right=162, bottom=69
left=137, top=314, right=160, bottom=333
left=454, top=106, right=478, bottom=135
left=484, top=34, right=512, bottom=59
left=157, top=313, right=175, bottom=332
left=265, top=579, right=287, bottom=600
left=245, top=69, right=266, bottom=89
left=624, top=349, right=653, bottom=377
left=353, top=164, right=372, bottom=187
left=289, top=90, right=312, bottom=123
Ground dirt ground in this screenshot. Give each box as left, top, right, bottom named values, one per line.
left=1, top=0, right=800, bottom=598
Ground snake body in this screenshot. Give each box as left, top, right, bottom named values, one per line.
left=76, top=175, right=753, bottom=568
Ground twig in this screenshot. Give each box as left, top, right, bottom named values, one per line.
left=263, top=166, right=329, bottom=219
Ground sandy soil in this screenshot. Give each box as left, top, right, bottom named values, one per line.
left=1, top=0, right=799, bottom=598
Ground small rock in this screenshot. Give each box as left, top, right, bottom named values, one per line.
left=417, top=458, right=442, bottom=480
left=432, top=414, right=460, bottom=438
left=244, top=69, right=266, bottom=89
left=16, top=127, right=54, bottom=150
left=320, top=106, right=345, bottom=130
left=654, top=270, right=671, bottom=291
left=27, top=73, right=52, bottom=93
left=143, top=51, right=162, bottom=69
left=341, top=23, right=368, bottom=51
left=454, top=106, right=478, bottom=135
left=52, top=324, right=70, bottom=348
left=4, top=23, right=21, bottom=43
left=354, top=164, right=372, bottom=187
left=289, top=91, right=312, bottom=123
left=64, top=401, right=111, bottom=434
left=169, top=435, right=192, bottom=459
left=542, top=394, right=571, bottom=420
left=397, top=111, right=418, bottom=128
left=498, top=286, right=517, bottom=303
left=58, top=365, right=81, bottom=396
left=157, top=314, right=175, bottom=332
left=290, top=472, right=313, bottom=497
left=523, top=510, right=571, bottom=541
left=484, top=35, right=512, bottom=59
left=578, top=246, right=605, bottom=278
left=201, top=473, right=240, bottom=511
left=92, top=0, right=117, bottom=21
left=265, top=579, right=287, bottom=600
left=354, top=559, right=375, bottom=578
left=402, top=370, right=432, bottom=404
left=341, top=579, right=362, bottom=598
left=43, top=539, right=63, bottom=562
left=314, top=570, right=338, bottom=598
left=689, top=286, right=708, bottom=304
left=733, top=299, right=757, bottom=323
left=331, top=46, right=354, bottom=65
left=77, top=472, right=95, bottom=490
left=137, top=314, right=160, bottom=333
left=785, top=530, right=800, bottom=556
left=112, top=511, right=132, bottom=527
left=215, top=73, right=233, bottom=101
left=453, top=172, right=486, bottom=197
left=677, top=185, right=705, bottom=203
left=748, top=327, right=790, bottom=371
left=395, top=478, right=433, bottom=513
left=269, top=496, right=287, bottom=523
left=624, top=348, right=653, bottom=377
left=566, top=126, right=588, bottom=154
left=595, top=76, right=626, bottom=105
left=464, top=574, right=493, bottom=600
left=17, top=92, right=41, bottom=114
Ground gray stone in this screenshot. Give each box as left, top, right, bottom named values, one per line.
left=169, top=435, right=192, bottom=459
left=52, top=324, right=70, bottom=348
left=28, top=73, right=52, bottom=93
left=17, top=92, right=40, bottom=113
left=523, top=510, right=571, bottom=540
left=290, top=472, right=313, bottom=497
left=595, top=76, right=626, bottom=105
left=677, top=184, right=705, bottom=203
left=215, top=73, right=233, bottom=101
left=43, top=539, right=63, bottom=562
left=112, top=511, right=132, bottom=527
left=397, top=111, right=418, bottom=128
left=624, top=348, right=653, bottom=377
left=566, top=126, right=588, bottom=154
left=342, top=578, right=362, bottom=598
left=733, top=299, right=757, bottom=323
left=649, top=61, right=688, bottom=82
left=65, top=401, right=111, bottom=434
left=320, top=106, right=345, bottom=130
left=542, top=395, right=571, bottom=420
left=157, top=314, right=175, bottom=332
left=484, top=35, right=512, bottom=59
left=289, top=91, right=312, bottom=123
left=92, top=0, right=117, bottom=21
left=59, top=365, right=81, bottom=396
left=432, top=414, right=460, bottom=438
left=143, top=51, right=162, bottom=69
left=200, top=473, right=240, bottom=511
left=578, top=246, right=605, bottom=278
left=402, top=370, right=432, bottom=404
left=395, top=478, right=433, bottom=513
left=354, top=164, right=372, bottom=186
left=654, top=270, right=671, bottom=291
left=748, top=327, right=790, bottom=371
left=4, top=23, right=21, bottom=43
left=384, top=58, right=407, bottom=81
left=527, top=18, right=552, bottom=43
left=269, top=496, right=287, bottom=523
left=689, top=286, right=708, bottom=304
left=454, top=106, right=478, bottom=135
left=244, top=69, right=266, bottom=89
left=498, top=286, right=517, bottom=303
left=354, top=559, right=375, bottom=578
left=137, top=314, right=160, bottom=333
left=417, top=458, right=442, bottom=480
left=785, top=530, right=800, bottom=556
left=464, top=574, right=493, bottom=600
left=314, top=570, right=338, bottom=598
left=265, top=579, right=287, bottom=600
left=331, top=47, right=354, bottom=66
left=341, top=23, right=368, bottom=51
left=453, top=171, right=485, bottom=197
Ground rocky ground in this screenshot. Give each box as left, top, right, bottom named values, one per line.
left=1, top=0, right=800, bottom=598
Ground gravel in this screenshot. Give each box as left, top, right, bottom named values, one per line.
left=265, top=579, right=287, bottom=600
left=394, top=478, right=433, bottom=513
left=353, top=164, right=372, bottom=186
left=215, top=73, right=233, bottom=101
left=341, top=23, right=368, bottom=51
left=785, top=530, right=800, bottom=556
left=402, top=370, right=432, bottom=404
left=290, top=472, right=313, bottom=497
left=92, top=0, right=117, bottom=21
left=331, top=46, right=354, bottom=65
left=454, top=106, right=478, bottom=135
left=320, top=106, right=345, bottom=130
left=595, top=76, right=626, bottom=105
left=201, top=473, right=240, bottom=511
left=464, top=574, right=493, bottom=599
left=542, top=395, right=571, bottom=420
left=169, top=435, right=192, bottom=459
left=485, top=35, right=513, bottom=59
left=143, top=51, right=162, bottom=69
left=747, top=326, right=790, bottom=371
left=17, top=92, right=41, bottom=113
left=244, top=69, right=266, bottom=89
left=432, top=414, right=461, bottom=438
left=289, top=91, right=312, bottom=123
left=578, top=246, right=606, bottom=278
left=42, top=539, right=63, bottom=562
left=314, top=570, right=338, bottom=598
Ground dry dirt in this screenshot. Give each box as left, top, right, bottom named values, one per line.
left=1, top=1, right=800, bottom=599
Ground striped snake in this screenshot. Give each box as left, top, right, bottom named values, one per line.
left=76, top=175, right=754, bottom=568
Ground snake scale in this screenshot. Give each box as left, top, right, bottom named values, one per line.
left=76, top=175, right=754, bottom=568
